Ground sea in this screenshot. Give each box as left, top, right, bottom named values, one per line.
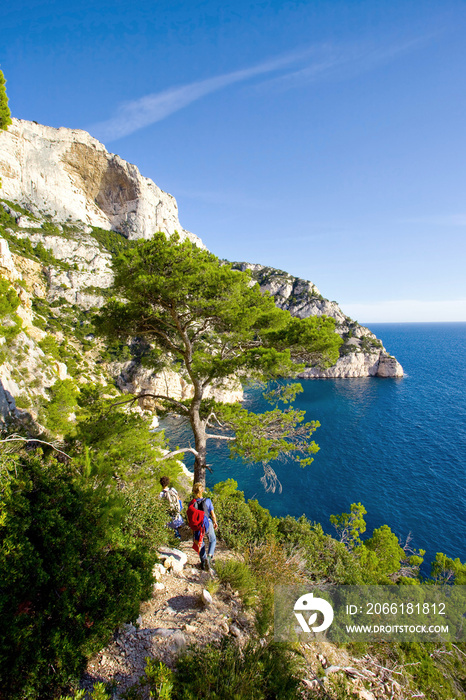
left=162, top=323, right=466, bottom=573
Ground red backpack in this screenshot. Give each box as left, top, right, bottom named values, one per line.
left=187, top=498, right=207, bottom=553
left=187, top=498, right=207, bottom=532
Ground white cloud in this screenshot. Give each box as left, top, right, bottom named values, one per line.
left=254, top=36, right=432, bottom=91
left=89, top=34, right=433, bottom=143
left=339, top=299, right=466, bottom=323
left=88, top=48, right=315, bottom=142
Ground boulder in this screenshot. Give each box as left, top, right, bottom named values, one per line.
left=158, top=547, right=188, bottom=568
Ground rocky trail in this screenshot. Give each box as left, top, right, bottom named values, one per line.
left=81, top=535, right=411, bottom=700
left=81, top=537, right=253, bottom=697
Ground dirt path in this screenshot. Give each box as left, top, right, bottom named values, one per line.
left=81, top=539, right=251, bottom=697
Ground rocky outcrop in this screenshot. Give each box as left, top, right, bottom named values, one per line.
left=111, top=363, right=243, bottom=406
left=376, top=355, right=404, bottom=378
left=0, top=236, right=21, bottom=281
left=299, top=352, right=403, bottom=379
left=235, top=263, right=403, bottom=378
left=0, top=119, right=203, bottom=245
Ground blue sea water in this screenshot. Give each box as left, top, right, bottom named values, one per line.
left=163, top=323, right=466, bottom=571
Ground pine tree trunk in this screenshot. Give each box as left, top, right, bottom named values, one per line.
left=190, top=391, right=207, bottom=485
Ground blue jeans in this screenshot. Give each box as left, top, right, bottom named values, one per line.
left=200, top=521, right=216, bottom=562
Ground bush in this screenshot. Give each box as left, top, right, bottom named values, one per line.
left=212, top=479, right=278, bottom=549
left=0, top=450, right=156, bottom=699
left=277, top=515, right=365, bottom=584
left=0, top=278, right=22, bottom=340
left=174, top=637, right=304, bottom=699
left=43, top=378, right=79, bottom=434
left=90, top=227, right=136, bottom=257
left=120, top=484, right=174, bottom=551
left=215, top=559, right=257, bottom=606
left=39, top=333, right=61, bottom=359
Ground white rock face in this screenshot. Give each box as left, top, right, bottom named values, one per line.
left=13, top=230, right=114, bottom=308
left=299, top=352, right=403, bottom=379
left=0, top=119, right=203, bottom=245
left=112, top=363, right=243, bottom=405
left=376, top=355, right=404, bottom=378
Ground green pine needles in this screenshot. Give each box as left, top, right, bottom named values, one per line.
left=96, top=232, right=342, bottom=486
left=0, top=69, right=12, bottom=130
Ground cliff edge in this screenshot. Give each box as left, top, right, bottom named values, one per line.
left=0, top=118, right=202, bottom=245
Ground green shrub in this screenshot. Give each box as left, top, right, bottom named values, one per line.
left=212, top=479, right=278, bottom=549
left=41, top=221, right=61, bottom=234
left=174, top=637, right=304, bottom=699
left=215, top=559, right=257, bottom=606
left=44, top=378, right=79, bottom=434
left=0, top=203, right=17, bottom=228
left=59, top=682, right=112, bottom=699
left=90, top=227, right=136, bottom=256
left=120, top=485, right=173, bottom=551
left=0, top=278, right=22, bottom=340
left=39, top=332, right=61, bottom=359
left=277, top=515, right=366, bottom=584
left=121, top=658, right=174, bottom=699
left=0, top=450, right=156, bottom=699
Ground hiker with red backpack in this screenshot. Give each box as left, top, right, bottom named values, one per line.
left=159, top=476, right=184, bottom=539
left=187, top=482, right=218, bottom=571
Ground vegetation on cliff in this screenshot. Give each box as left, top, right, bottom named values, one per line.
left=0, top=399, right=184, bottom=699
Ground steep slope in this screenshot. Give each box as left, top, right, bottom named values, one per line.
left=0, top=207, right=241, bottom=429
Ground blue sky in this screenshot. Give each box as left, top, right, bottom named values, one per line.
left=2, top=0, right=466, bottom=322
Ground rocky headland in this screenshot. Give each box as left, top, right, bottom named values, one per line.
left=234, top=263, right=403, bottom=379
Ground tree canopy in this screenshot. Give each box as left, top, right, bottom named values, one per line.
left=97, top=233, right=342, bottom=485
left=0, top=69, right=12, bottom=130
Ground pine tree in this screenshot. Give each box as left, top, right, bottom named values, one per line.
left=0, top=70, right=12, bottom=130
left=97, top=233, right=343, bottom=486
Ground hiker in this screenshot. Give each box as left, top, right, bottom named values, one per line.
left=187, top=482, right=218, bottom=571
left=159, top=476, right=184, bottom=539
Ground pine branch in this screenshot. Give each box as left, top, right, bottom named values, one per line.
left=0, top=435, right=71, bottom=459
left=106, top=393, right=189, bottom=414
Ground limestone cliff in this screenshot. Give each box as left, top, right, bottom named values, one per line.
left=234, top=263, right=403, bottom=378
left=0, top=118, right=202, bottom=245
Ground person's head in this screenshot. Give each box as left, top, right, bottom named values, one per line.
left=160, top=476, right=170, bottom=488
left=192, top=482, right=204, bottom=498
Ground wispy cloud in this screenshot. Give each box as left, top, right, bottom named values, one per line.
left=89, top=35, right=433, bottom=143
left=89, top=48, right=315, bottom=143
left=255, top=36, right=432, bottom=92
